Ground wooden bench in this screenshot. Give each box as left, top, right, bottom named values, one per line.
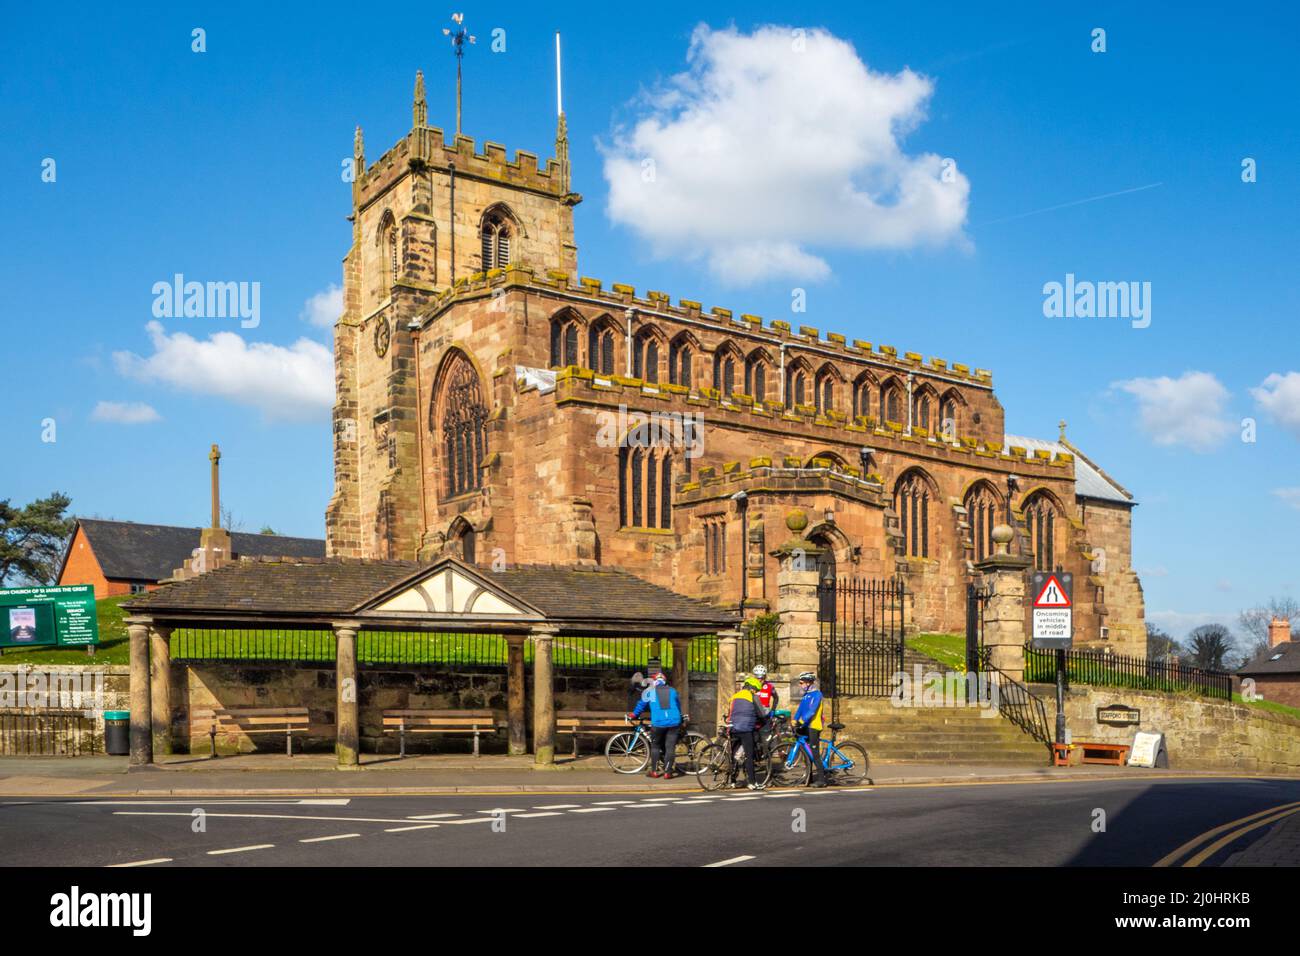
left=382, top=709, right=504, bottom=757
left=557, top=711, right=637, bottom=757
left=1078, top=741, right=1130, bottom=766
left=191, top=707, right=311, bottom=757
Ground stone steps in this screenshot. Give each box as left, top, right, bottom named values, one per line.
left=831, top=696, right=1050, bottom=765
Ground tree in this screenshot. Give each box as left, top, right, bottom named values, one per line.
left=1239, top=596, right=1299, bottom=663
left=258, top=525, right=278, bottom=536
left=0, top=492, right=75, bottom=586
left=1185, top=624, right=1235, bottom=671
left=1146, top=623, right=1178, bottom=662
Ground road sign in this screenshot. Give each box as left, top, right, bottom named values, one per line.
left=1030, top=571, right=1073, bottom=649
left=0, top=584, right=100, bottom=649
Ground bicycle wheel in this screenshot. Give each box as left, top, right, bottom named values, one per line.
left=605, top=730, right=650, bottom=774
left=747, top=742, right=772, bottom=789
left=767, top=742, right=810, bottom=788
left=825, top=740, right=869, bottom=785
left=695, top=742, right=731, bottom=791
left=674, top=731, right=710, bottom=775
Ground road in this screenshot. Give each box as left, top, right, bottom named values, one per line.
left=3, top=776, right=1299, bottom=867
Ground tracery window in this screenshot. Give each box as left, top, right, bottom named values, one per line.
left=619, top=443, right=673, bottom=530
left=439, top=352, right=489, bottom=498
left=964, top=482, right=1001, bottom=562
left=895, top=471, right=932, bottom=559
left=1023, top=492, right=1061, bottom=571
left=550, top=314, right=580, bottom=368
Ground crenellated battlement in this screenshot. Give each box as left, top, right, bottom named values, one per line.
left=422, top=263, right=996, bottom=388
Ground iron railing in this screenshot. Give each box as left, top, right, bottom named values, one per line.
left=818, top=577, right=907, bottom=700
left=738, top=616, right=779, bottom=674
left=360, top=631, right=508, bottom=666
left=171, top=629, right=335, bottom=662
left=0, top=709, right=101, bottom=755
left=983, top=658, right=1054, bottom=750
left=1024, top=645, right=1232, bottom=700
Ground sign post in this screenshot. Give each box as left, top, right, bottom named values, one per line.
left=1030, top=571, right=1073, bottom=746
left=0, top=585, right=100, bottom=652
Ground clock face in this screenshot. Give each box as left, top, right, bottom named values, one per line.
left=374, top=317, right=391, bottom=357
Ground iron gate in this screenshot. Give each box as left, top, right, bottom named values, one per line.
left=817, top=577, right=907, bottom=700
left=965, top=582, right=991, bottom=674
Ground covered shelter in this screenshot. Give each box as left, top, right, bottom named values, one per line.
left=121, top=555, right=739, bottom=767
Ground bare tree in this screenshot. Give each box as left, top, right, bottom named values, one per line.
left=1146, top=623, right=1179, bottom=662
left=1239, top=596, right=1300, bottom=664
left=1185, top=624, right=1235, bottom=671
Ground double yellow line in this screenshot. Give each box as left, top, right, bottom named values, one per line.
left=1155, top=800, right=1300, bottom=867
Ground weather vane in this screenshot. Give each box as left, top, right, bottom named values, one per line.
left=442, top=12, right=476, bottom=136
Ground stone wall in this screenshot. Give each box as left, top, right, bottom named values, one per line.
left=179, top=661, right=717, bottom=755
left=1033, top=682, right=1300, bottom=775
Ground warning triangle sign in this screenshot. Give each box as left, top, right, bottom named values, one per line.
left=1034, top=574, right=1071, bottom=608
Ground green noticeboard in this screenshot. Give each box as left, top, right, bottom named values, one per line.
left=0, top=584, right=100, bottom=648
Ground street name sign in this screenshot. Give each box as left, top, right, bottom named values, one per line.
left=1030, top=571, right=1073, bottom=649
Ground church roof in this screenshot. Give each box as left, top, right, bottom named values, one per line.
left=1003, top=435, right=1135, bottom=505
left=122, top=556, right=737, bottom=633
left=62, top=518, right=326, bottom=584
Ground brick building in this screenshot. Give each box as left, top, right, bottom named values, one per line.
left=325, top=74, right=1145, bottom=652
left=1238, top=619, right=1300, bottom=708
left=57, top=519, right=325, bottom=599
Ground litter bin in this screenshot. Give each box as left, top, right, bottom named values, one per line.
left=104, top=711, right=130, bottom=755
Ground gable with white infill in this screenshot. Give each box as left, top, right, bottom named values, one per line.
left=371, top=566, right=529, bottom=616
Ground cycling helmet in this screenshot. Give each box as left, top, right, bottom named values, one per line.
left=743, top=676, right=762, bottom=690
left=797, top=671, right=817, bottom=683
left=752, top=665, right=768, bottom=680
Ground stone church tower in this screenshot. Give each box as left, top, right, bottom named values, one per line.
left=326, top=69, right=1146, bottom=655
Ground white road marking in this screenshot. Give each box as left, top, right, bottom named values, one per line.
left=570, top=807, right=616, bottom=813
left=532, top=804, right=580, bottom=810
left=475, top=808, right=528, bottom=814
left=642, top=797, right=684, bottom=802
left=722, top=797, right=760, bottom=802
left=113, top=811, right=416, bottom=824
left=704, top=855, right=755, bottom=867
left=441, top=817, right=495, bottom=825
left=514, top=812, right=563, bottom=818
left=384, top=824, right=441, bottom=833
left=762, top=793, right=800, bottom=798
left=593, top=800, right=635, bottom=805
left=406, top=813, right=462, bottom=819
left=74, top=799, right=351, bottom=807
left=107, top=858, right=172, bottom=868
left=207, top=844, right=274, bottom=856
left=299, top=833, right=361, bottom=843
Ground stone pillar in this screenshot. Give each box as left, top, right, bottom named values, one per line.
left=715, top=629, right=740, bottom=730
left=531, top=625, right=557, bottom=765
left=669, top=636, right=691, bottom=726
left=506, top=633, right=528, bottom=755
left=334, top=625, right=359, bottom=767
left=149, top=625, right=173, bottom=756
left=771, top=509, right=823, bottom=703
left=127, top=621, right=153, bottom=767
left=975, top=526, right=1032, bottom=683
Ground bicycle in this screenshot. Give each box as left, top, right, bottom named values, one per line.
left=695, top=723, right=772, bottom=791
left=767, top=721, right=870, bottom=787
left=604, top=716, right=709, bottom=775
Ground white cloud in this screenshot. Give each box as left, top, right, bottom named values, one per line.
left=300, top=283, right=343, bottom=328
left=1111, top=371, right=1234, bottom=452
left=600, top=24, right=971, bottom=284
left=91, top=401, right=160, bottom=425
left=1251, top=371, right=1300, bottom=439
left=114, top=321, right=333, bottom=421
left=1273, top=488, right=1300, bottom=511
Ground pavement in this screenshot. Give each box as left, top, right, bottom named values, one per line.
left=0, top=751, right=1293, bottom=797
left=3, top=776, right=1298, bottom=867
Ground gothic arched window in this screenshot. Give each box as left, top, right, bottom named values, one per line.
left=619, top=437, right=677, bottom=530
left=669, top=335, right=694, bottom=388
left=633, top=330, right=661, bottom=384
left=713, top=347, right=738, bottom=397
left=881, top=380, right=904, bottom=424
left=376, top=210, right=397, bottom=299
left=745, top=352, right=769, bottom=403
left=549, top=313, right=580, bottom=368
left=964, top=482, right=1002, bottom=562
left=438, top=352, right=489, bottom=498
left=480, top=210, right=512, bottom=270
left=815, top=367, right=838, bottom=415
left=895, top=471, right=933, bottom=559
left=913, top=388, right=936, bottom=432
left=589, top=321, right=616, bottom=376
left=852, top=373, right=874, bottom=420
left=1023, top=492, right=1062, bottom=571
left=786, top=367, right=808, bottom=408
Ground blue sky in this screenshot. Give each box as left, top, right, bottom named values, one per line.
left=3, top=2, right=1297, bottom=639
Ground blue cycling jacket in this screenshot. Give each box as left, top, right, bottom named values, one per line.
left=632, top=683, right=683, bottom=728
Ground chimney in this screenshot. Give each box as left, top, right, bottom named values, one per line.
left=1268, top=617, right=1292, bottom=647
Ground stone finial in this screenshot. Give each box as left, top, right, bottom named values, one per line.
left=991, top=524, right=1014, bottom=555
left=1059, top=419, right=1068, bottom=441
left=413, top=71, right=427, bottom=127
left=786, top=509, right=809, bottom=534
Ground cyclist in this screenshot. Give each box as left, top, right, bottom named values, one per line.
left=726, top=675, right=769, bottom=790
left=629, top=672, right=683, bottom=778
left=792, top=671, right=828, bottom=788
left=752, top=664, right=778, bottom=711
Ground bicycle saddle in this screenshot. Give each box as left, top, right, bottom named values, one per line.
left=828, top=722, right=845, bottom=731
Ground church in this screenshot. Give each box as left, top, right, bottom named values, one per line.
left=324, top=67, right=1146, bottom=654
